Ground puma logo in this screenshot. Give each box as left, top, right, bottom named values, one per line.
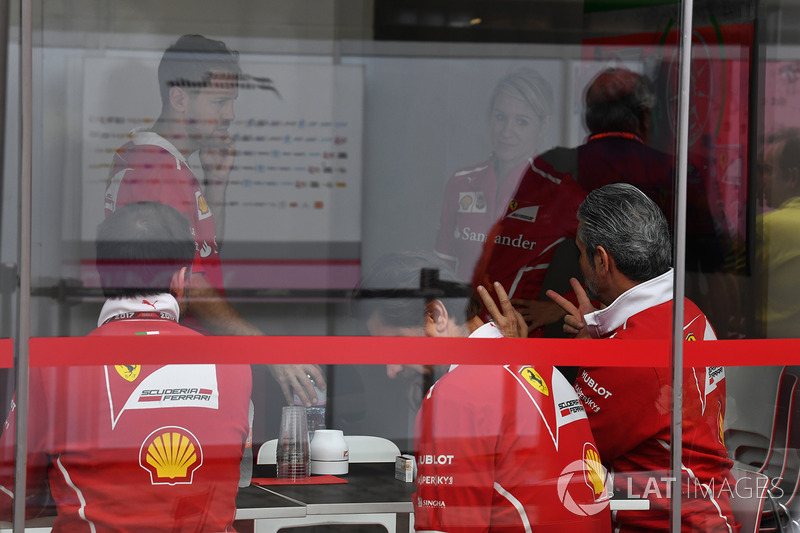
left=142, top=299, right=158, bottom=310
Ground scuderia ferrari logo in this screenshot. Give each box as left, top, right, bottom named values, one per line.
left=116, top=365, right=141, bottom=382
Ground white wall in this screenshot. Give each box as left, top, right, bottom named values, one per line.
left=5, top=32, right=588, bottom=444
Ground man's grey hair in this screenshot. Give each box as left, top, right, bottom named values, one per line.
left=577, top=183, right=672, bottom=282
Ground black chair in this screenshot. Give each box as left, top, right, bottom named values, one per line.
left=757, top=368, right=800, bottom=532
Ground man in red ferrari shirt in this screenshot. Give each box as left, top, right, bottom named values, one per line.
left=548, top=184, right=738, bottom=533
left=104, top=34, right=323, bottom=406
left=356, top=252, right=611, bottom=533
left=0, top=202, right=250, bottom=532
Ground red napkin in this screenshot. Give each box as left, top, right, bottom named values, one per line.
left=252, top=475, right=348, bottom=486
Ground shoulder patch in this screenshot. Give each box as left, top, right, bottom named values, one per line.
left=519, top=366, right=549, bottom=396
left=196, top=191, right=212, bottom=220
left=116, top=364, right=141, bottom=382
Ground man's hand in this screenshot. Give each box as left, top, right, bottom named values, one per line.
left=509, top=298, right=567, bottom=335
left=199, top=135, right=235, bottom=238
left=188, top=273, right=327, bottom=406
left=199, top=135, right=236, bottom=184
left=269, top=364, right=327, bottom=407
left=386, top=364, right=430, bottom=379
left=477, top=282, right=527, bottom=338
left=545, top=278, right=596, bottom=339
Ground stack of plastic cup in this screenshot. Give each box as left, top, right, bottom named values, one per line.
left=276, top=405, right=310, bottom=481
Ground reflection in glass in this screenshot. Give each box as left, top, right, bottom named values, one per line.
left=1, top=202, right=251, bottom=530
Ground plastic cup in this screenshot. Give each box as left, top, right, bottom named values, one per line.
left=276, top=406, right=310, bottom=481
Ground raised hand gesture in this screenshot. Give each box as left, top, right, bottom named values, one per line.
left=545, top=278, right=596, bottom=339
left=477, top=281, right=527, bottom=339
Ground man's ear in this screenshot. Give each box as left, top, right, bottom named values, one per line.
left=423, top=300, right=450, bottom=337
left=595, top=245, right=612, bottom=275
left=169, top=266, right=189, bottom=300
left=169, top=86, right=188, bottom=113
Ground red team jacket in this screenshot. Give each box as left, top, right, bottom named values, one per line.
left=434, top=158, right=533, bottom=282
left=413, top=325, right=611, bottom=533
left=576, top=270, right=739, bottom=533
left=104, top=130, right=225, bottom=295
left=470, top=158, right=586, bottom=336
left=0, top=295, right=251, bottom=532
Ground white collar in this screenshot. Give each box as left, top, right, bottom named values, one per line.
left=98, top=293, right=181, bottom=327
left=129, top=128, right=188, bottom=165
left=468, top=321, right=503, bottom=339
left=584, top=269, right=674, bottom=338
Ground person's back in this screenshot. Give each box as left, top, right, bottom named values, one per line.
left=0, top=202, right=252, bottom=532
left=575, top=294, right=733, bottom=533
left=357, top=252, right=610, bottom=532
left=23, top=321, right=250, bottom=532
left=547, top=183, right=738, bottom=532
left=414, top=363, right=611, bottom=532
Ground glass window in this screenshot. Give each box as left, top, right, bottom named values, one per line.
left=0, top=0, right=794, bottom=531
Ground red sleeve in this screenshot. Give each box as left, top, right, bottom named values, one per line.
left=413, top=373, right=499, bottom=533
left=0, top=394, right=18, bottom=520
left=574, top=365, right=669, bottom=461
left=0, top=369, right=51, bottom=521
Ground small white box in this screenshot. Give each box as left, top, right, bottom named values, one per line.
left=395, top=454, right=414, bottom=482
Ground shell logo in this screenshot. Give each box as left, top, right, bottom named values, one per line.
left=583, top=443, right=606, bottom=497
left=139, top=426, right=203, bottom=485
left=197, top=194, right=210, bottom=215
left=557, top=443, right=611, bottom=516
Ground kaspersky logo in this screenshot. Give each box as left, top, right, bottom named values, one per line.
left=140, top=426, right=203, bottom=485
left=557, top=443, right=610, bottom=516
